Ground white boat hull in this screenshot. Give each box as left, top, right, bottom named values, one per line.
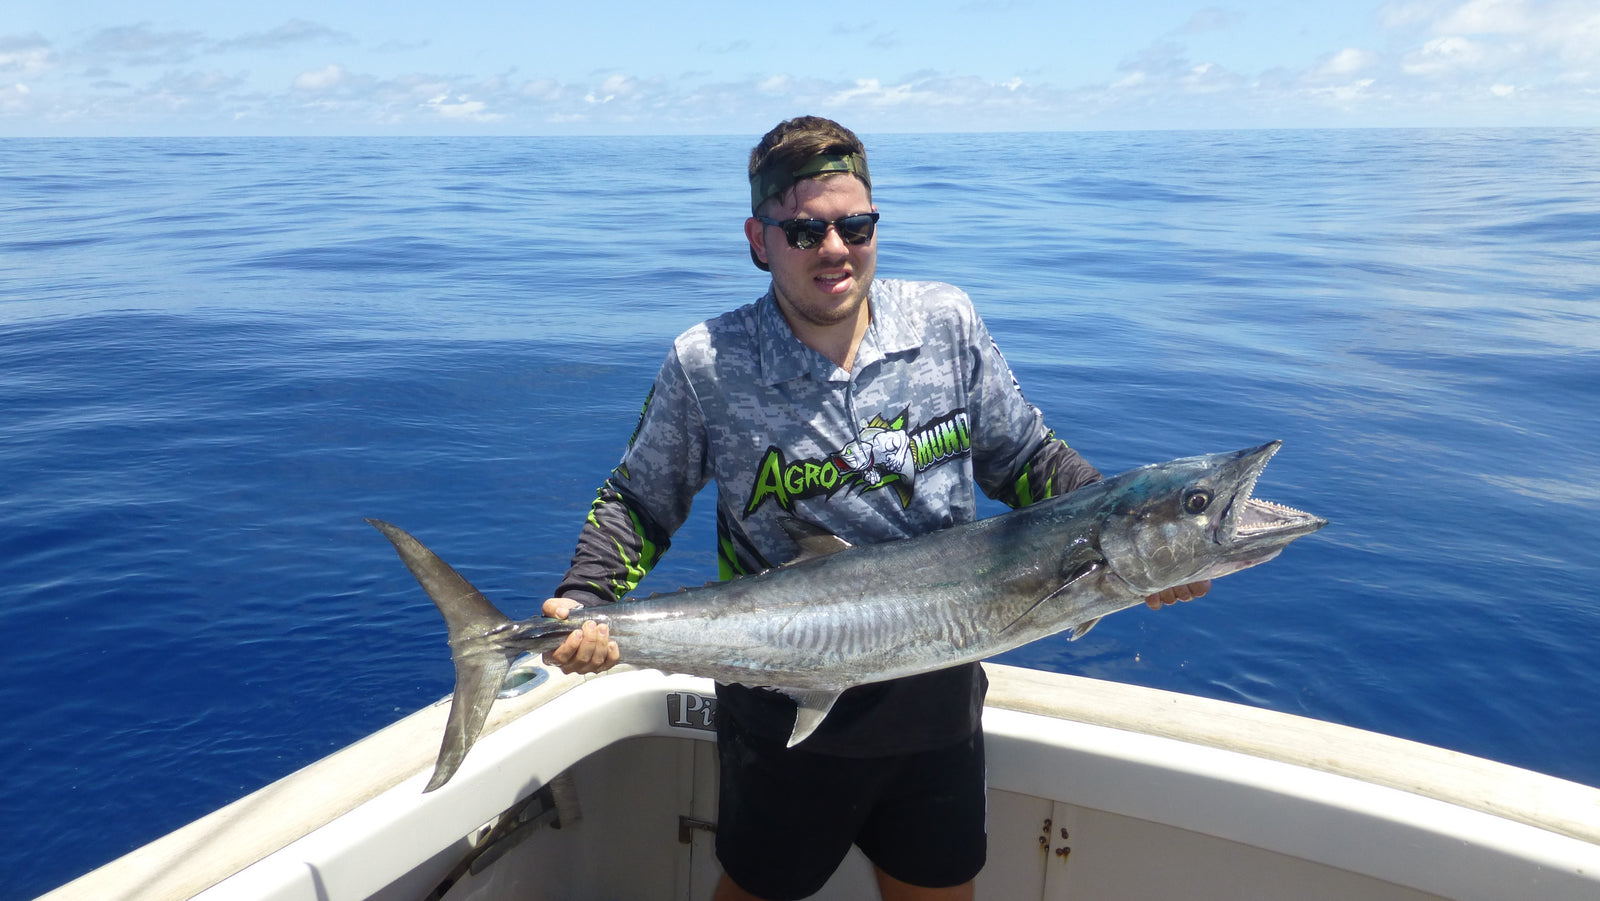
left=43, top=664, right=1600, bottom=901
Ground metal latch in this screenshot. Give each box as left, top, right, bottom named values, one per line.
left=678, top=815, right=717, bottom=844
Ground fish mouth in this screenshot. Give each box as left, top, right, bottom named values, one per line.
left=1222, top=441, right=1327, bottom=547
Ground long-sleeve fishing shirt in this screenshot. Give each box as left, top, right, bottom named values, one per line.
left=554, top=278, right=1101, bottom=756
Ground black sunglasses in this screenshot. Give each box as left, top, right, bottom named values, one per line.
left=756, top=212, right=880, bottom=250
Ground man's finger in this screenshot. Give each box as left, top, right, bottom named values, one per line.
left=543, top=597, right=582, bottom=619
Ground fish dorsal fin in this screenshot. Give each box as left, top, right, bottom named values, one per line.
left=783, top=689, right=844, bottom=747
left=779, top=519, right=853, bottom=564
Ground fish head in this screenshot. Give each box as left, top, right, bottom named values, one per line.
left=835, top=440, right=871, bottom=472
left=1096, top=441, right=1326, bottom=595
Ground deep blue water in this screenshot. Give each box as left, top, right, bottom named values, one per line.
left=4, top=130, right=1599, bottom=899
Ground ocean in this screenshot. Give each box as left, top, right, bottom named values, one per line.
left=3, top=129, right=1598, bottom=899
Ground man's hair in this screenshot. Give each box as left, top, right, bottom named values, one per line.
left=747, top=116, right=871, bottom=270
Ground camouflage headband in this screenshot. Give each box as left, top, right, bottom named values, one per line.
left=749, top=152, right=871, bottom=214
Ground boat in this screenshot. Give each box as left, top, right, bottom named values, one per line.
left=42, top=662, right=1600, bottom=901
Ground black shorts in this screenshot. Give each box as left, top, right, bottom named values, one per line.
left=714, top=711, right=987, bottom=901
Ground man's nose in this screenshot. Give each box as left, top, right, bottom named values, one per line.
left=816, top=223, right=851, bottom=255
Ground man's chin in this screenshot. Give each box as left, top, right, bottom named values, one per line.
left=795, top=290, right=868, bottom=327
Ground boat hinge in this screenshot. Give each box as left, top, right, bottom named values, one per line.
left=678, top=815, right=717, bottom=844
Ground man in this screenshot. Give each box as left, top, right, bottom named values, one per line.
left=541, top=116, right=1208, bottom=901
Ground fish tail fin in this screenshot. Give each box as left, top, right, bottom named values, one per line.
left=428, top=640, right=517, bottom=791
left=367, top=519, right=556, bottom=792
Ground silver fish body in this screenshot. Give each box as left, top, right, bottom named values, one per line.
left=371, top=441, right=1325, bottom=791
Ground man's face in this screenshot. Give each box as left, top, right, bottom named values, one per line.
left=745, top=174, right=877, bottom=338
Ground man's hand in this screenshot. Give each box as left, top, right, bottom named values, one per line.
left=541, top=597, right=621, bottom=675
left=1145, top=580, right=1211, bottom=610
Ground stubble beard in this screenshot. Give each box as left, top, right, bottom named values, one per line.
left=772, top=258, right=876, bottom=332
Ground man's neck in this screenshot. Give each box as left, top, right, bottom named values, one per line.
left=800, top=309, right=870, bottom=372
left=772, top=289, right=872, bottom=372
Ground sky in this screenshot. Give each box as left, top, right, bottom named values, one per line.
left=2, top=1, right=1597, bottom=135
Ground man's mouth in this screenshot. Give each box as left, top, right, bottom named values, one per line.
left=815, top=271, right=852, bottom=293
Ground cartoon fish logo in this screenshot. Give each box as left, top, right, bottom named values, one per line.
left=833, top=412, right=916, bottom=507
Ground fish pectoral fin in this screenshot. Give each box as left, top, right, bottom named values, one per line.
left=779, top=519, right=854, bottom=564
left=1069, top=616, right=1103, bottom=641
left=783, top=689, right=845, bottom=747
left=999, top=552, right=1105, bottom=636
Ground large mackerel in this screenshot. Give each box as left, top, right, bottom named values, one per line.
left=371, top=441, right=1325, bottom=791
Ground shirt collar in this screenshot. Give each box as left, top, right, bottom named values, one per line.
left=756, top=281, right=923, bottom=386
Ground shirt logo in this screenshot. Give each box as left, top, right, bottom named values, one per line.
left=744, top=408, right=972, bottom=516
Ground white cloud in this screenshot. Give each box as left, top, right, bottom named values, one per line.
left=137, top=69, right=246, bottom=113
left=0, top=35, right=53, bottom=75
left=1311, top=78, right=1379, bottom=105
left=150, top=69, right=242, bottom=95
left=426, top=93, right=504, bottom=122
left=1319, top=48, right=1379, bottom=76
left=1180, top=61, right=1243, bottom=94
left=216, top=19, right=353, bottom=52
left=828, top=78, right=902, bottom=106
left=520, top=78, right=565, bottom=101
left=1111, top=70, right=1147, bottom=90
left=2, top=82, right=30, bottom=114
left=821, top=74, right=1045, bottom=113
left=1403, top=35, right=1490, bottom=75
left=293, top=64, right=347, bottom=92
left=375, top=39, right=431, bottom=53
left=1396, top=0, right=1600, bottom=73
left=84, top=23, right=206, bottom=65
left=9, top=2, right=1600, bottom=134
left=1105, top=41, right=1246, bottom=102
left=1436, top=0, right=1536, bottom=34
left=580, top=73, right=655, bottom=108
left=597, top=74, right=639, bottom=97
left=1178, top=7, right=1246, bottom=34
left=1379, top=1, right=1457, bottom=29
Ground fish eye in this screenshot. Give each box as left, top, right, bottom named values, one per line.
left=1182, top=489, right=1213, bottom=515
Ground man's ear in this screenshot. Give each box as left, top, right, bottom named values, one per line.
left=744, top=216, right=770, bottom=268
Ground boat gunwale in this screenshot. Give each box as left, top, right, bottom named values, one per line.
left=982, top=664, right=1600, bottom=848
left=42, top=664, right=1600, bottom=901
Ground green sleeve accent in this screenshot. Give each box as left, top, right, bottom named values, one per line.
left=584, top=495, right=662, bottom=598
left=996, top=435, right=1099, bottom=510
left=717, top=536, right=742, bottom=581
left=1012, top=470, right=1035, bottom=508
left=557, top=479, right=673, bottom=605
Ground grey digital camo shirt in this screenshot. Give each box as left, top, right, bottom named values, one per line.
left=555, top=278, right=1101, bottom=756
